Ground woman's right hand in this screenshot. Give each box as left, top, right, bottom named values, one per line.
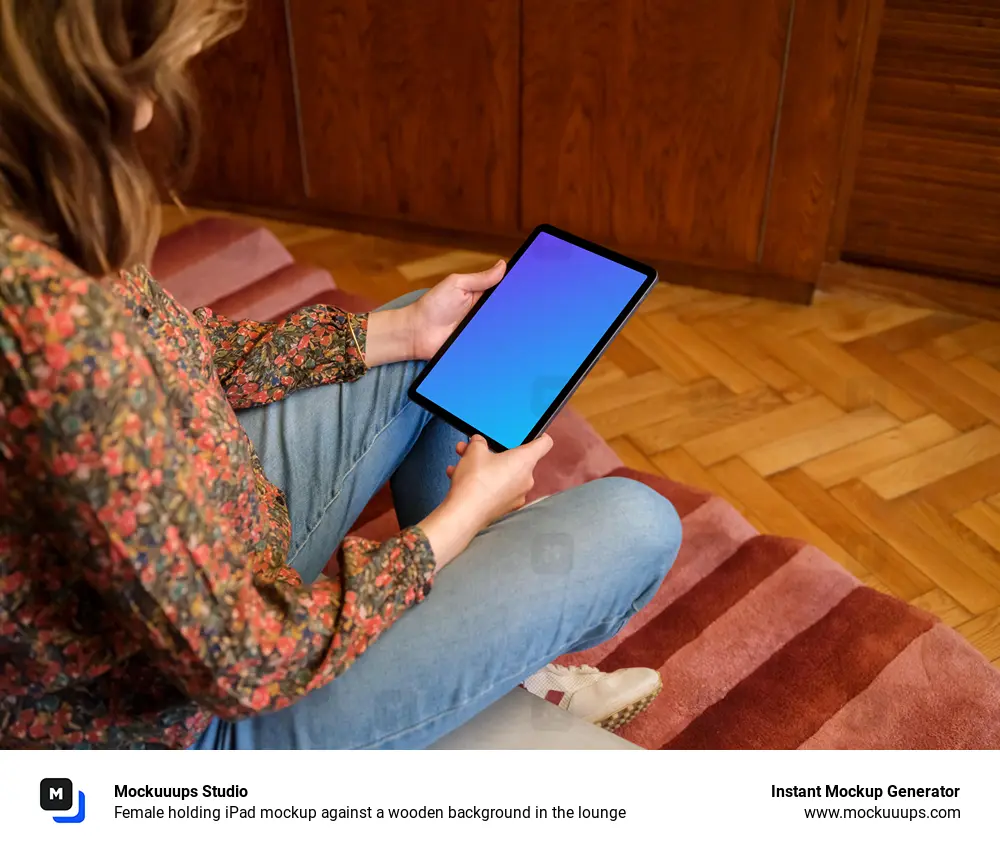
left=419, top=433, right=554, bottom=570
left=446, top=433, right=555, bottom=526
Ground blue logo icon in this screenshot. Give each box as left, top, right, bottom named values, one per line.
left=40, top=779, right=86, bottom=823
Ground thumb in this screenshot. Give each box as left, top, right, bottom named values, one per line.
left=514, top=432, right=554, bottom=466
left=457, top=259, right=506, bottom=293
left=464, top=433, right=491, bottom=457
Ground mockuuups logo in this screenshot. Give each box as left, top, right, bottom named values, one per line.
left=40, top=778, right=86, bottom=823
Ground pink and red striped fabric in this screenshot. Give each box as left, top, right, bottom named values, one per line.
left=559, top=470, right=1000, bottom=749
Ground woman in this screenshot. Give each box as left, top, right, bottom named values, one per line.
left=0, top=0, right=682, bottom=749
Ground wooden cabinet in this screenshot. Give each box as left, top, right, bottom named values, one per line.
left=288, top=0, right=519, bottom=233
left=842, top=0, right=1000, bottom=285
left=185, top=0, right=885, bottom=302
left=522, top=0, right=791, bottom=269
left=522, top=0, right=876, bottom=293
left=187, top=0, right=305, bottom=208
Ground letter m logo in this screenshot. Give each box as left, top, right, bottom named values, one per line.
left=40, top=778, right=73, bottom=812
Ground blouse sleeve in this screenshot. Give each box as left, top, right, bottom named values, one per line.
left=0, top=268, right=437, bottom=719
left=193, top=303, right=370, bottom=410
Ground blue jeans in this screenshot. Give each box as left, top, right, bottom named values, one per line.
left=193, top=291, right=682, bottom=749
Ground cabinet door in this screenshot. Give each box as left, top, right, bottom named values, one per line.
left=521, top=0, right=792, bottom=268
left=289, top=0, right=519, bottom=233
left=844, top=0, right=1000, bottom=284
left=186, top=0, right=305, bottom=207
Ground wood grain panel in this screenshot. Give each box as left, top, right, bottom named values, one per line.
left=185, top=0, right=305, bottom=207
left=771, top=468, right=933, bottom=599
left=762, top=0, right=879, bottom=280
left=289, top=0, right=519, bottom=233
left=521, top=0, right=791, bottom=267
left=712, top=458, right=871, bottom=578
left=843, top=0, right=1000, bottom=283
left=819, top=261, right=1000, bottom=323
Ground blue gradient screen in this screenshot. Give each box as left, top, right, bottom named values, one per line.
left=415, top=231, right=648, bottom=448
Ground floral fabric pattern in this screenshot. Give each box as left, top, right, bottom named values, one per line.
left=0, top=231, right=436, bottom=749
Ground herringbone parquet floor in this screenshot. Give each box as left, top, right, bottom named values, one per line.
left=163, top=207, right=1000, bottom=669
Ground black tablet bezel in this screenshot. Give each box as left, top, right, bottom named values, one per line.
left=407, top=223, right=659, bottom=451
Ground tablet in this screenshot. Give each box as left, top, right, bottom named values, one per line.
left=408, top=224, right=658, bottom=451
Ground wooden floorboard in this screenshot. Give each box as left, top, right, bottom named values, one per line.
left=161, top=206, right=1000, bottom=667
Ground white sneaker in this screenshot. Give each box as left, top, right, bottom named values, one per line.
left=522, top=663, right=662, bottom=731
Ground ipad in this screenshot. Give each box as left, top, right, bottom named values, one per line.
left=408, top=224, right=658, bottom=451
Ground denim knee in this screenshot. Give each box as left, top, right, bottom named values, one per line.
left=594, top=475, right=682, bottom=608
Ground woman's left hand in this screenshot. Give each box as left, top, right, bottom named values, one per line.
left=404, top=260, right=506, bottom=361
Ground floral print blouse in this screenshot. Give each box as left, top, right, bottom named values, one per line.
left=0, top=230, right=436, bottom=748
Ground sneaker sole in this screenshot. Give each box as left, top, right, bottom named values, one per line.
left=596, top=679, right=663, bottom=732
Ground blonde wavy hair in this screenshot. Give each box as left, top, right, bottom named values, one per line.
left=0, top=0, right=245, bottom=276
